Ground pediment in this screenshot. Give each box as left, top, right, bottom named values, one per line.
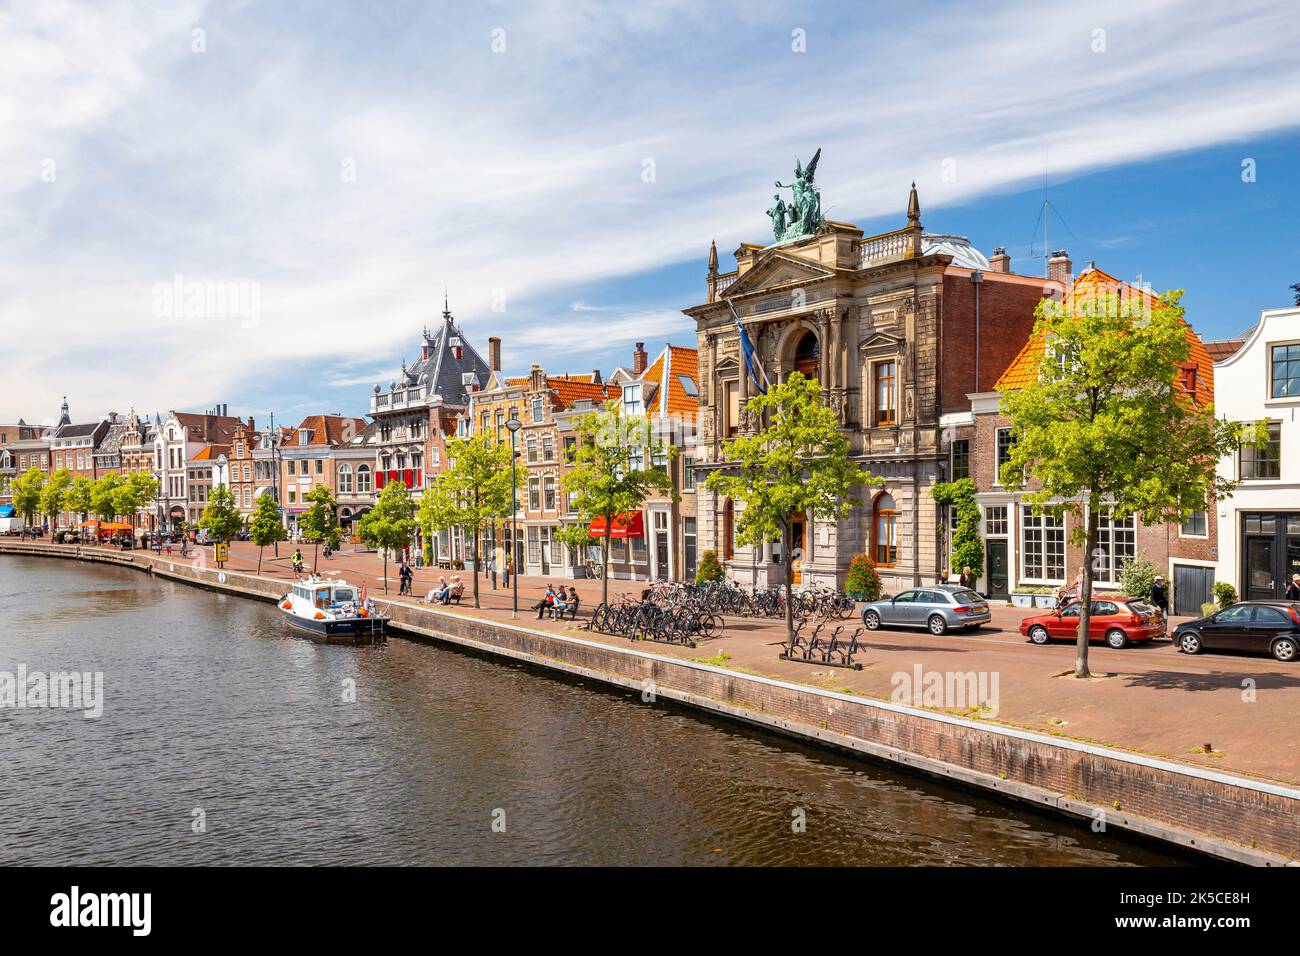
left=722, top=250, right=835, bottom=299
left=860, top=331, right=904, bottom=353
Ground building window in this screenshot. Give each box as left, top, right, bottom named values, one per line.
left=563, top=437, right=576, bottom=463
left=542, top=435, right=554, bottom=461
left=526, top=526, right=541, bottom=566
left=995, top=428, right=1016, bottom=484
left=1180, top=510, right=1207, bottom=537
left=622, top=383, right=644, bottom=417
left=984, top=506, right=1008, bottom=536
left=1271, top=343, right=1300, bottom=399
left=794, top=331, right=820, bottom=379
left=873, top=493, right=898, bottom=567
left=495, top=410, right=504, bottom=441
left=1021, top=507, right=1065, bottom=582
left=526, top=437, right=537, bottom=464
left=1240, top=421, right=1281, bottom=479
left=315, top=459, right=323, bottom=475
left=950, top=439, right=970, bottom=480
left=874, top=362, right=896, bottom=426
left=682, top=456, right=695, bottom=491
left=725, top=380, right=740, bottom=436
left=528, top=478, right=540, bottom=511
left=683, top=517, right=697, bottom=580
left=1095, top=508, right=1136, bottom=583
left=532, top=397, right=544, bottom=422
left=338, top=464, right=353, bottom=493
left=543, top=477, right=556, bottom=511
left=356, top=464, right=372, bottom=493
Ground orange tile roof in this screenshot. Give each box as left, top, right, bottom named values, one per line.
left=642, top=344, right=699, bottom=417
left=190, top=443, right=230, bottom=461
left=994, top=269, right=1215, bottom=407
left=547, top=377, right=620, bottom=409
left=292, top=414, right=369, bottom=445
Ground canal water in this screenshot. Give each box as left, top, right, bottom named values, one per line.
left=0, top=556, right=1183, bottom=866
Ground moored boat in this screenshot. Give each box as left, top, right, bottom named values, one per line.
left=279, top=577, right=387, bottom=645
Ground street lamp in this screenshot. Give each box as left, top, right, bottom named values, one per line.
left=506, top=410, right=522, bottom=618
left=267, top=413, right=283, bottom=557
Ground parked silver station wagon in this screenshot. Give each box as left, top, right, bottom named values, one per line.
left=860, top=585, right=992, bottom=635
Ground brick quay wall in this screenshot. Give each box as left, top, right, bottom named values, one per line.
left=2, top=539, right=1296, bottom=866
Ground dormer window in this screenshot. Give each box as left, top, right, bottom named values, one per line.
left=298, top=429, right=310, bottom=445
left=1178, top=363, right=1198, bottom=396
left=622, top=383, right=644, bottom=416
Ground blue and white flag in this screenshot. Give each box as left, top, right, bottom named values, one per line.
left=727, top=300, right=769, bottom=395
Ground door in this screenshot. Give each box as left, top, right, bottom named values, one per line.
left=539, top=527, right=551, bottom=575
left=1052, top=602, right=1081, bottom=639
left=888, top=590, right=921, bottom=625
left=1245, top=536, right=1276, bottom=600
left=1173, top=565, right=1214, bottom=617
left=790, top=515, right=806, bottom=585
left=986, top=540, right=1009, bottom=598
left=653, top=511, right=670, bottom=581
left=1199, top=603, right=1255, bottom=651
left=1088, top=600, right=1122, bottom=640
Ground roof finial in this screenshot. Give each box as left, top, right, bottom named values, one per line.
left=443, top=286, right=451, bottom=321
left=707, top=239, right=718, bottom=276
left=907, top=181, right=921, bottom=227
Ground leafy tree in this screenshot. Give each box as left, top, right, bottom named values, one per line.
left=357, top=480, right=416, bottom=593
left=11, top=467, right=46, bottom=528
left=704, top=372, right=874, bottom=642
left=299, top=484, right=341, bottom=572
left=112, top=472, right=158, bottom=539
left=198, top=485, right=243, bottom=561
left=1118, top=552, right=1156, bottom=599
left=932, top=477, right=983, bottom=579
left=554, top=523, right=596, bottom=577
left=694, top=550, right=725, bottom=584
left=999, top=288, right=1242, bottom=678
left=1291, top=281, right=1300, bottom=307
left=38, top=468, right=73, bottom=534
left=418, top=436, right=517, bottom=608
left=65, top=476, right=96, bottom=537
left=561, top=400, right=676, bottom=606
left=844, top=553, right=883, bottom=601
left=90, top=473, right=124, bottom=524
left=248, top=492, right=287, bottom=575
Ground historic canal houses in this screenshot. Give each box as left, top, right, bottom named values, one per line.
left=1213, top=305, right=1300, bottom=601
left=686, top=155, right=1049, bottom=593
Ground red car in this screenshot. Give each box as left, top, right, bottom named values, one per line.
left=1020, top=597, right=1166, bottom=649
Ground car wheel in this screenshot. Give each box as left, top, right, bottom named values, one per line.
left=1271, top=637, right=1298, bottom=663
left=927, top=615, right=947, bottom=636
left=1028, top=625, right=1050, bottom=646
left=1105, top=629, right=1129, bottom=650
left=1178, top=631, right=1203, bottom=655
left=863, top=610, right=881, bottom=630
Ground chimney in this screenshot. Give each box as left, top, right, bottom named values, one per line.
left=989, top=247, right=1011, bottom=274
left=488, top=336, right=502, bottom=372
left=591, top=369, right=602, bottom=385
left=247, top=416, right=256, bottom=430
left=633, top=342, right=648, bottom=375
left=1047, top=249, right=1072, bottom=285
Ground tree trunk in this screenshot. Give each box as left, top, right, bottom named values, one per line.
left=382, top=551, right=389, bottom=594
left=313, top=538, right=319, bottom=573
left=782, top=518, right=795, bottom=643
left=257, top=545, right=263, bottom=576
left=471, top=530, right=481, bottom=608
left=1075, top=499, right=1099, bottom=678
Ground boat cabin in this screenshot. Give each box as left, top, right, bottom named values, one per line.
left=291, top=581, right=359, bottom=610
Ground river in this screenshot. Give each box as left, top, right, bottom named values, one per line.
left=0, top=555, right=1183, bottom=866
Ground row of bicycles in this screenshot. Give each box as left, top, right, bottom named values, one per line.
left=642, top=580, right=855, bottom=621
left=587, top=590, right=723, bottom=648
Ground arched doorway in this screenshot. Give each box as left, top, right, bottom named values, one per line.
left=793, top=331, right=820, bottom=380
left=872, top=492, right=897, bottom=568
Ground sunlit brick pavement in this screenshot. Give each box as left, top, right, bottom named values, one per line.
left=55, top=540, right=1300, bottom=785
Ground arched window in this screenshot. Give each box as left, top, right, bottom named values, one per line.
left=793, top=331, right=820, bottom=380
left=356, top=464, right=372, bottom=493
left=873, top=492, right=898, bottom=568
left=338, top=464, right=353, bottom=493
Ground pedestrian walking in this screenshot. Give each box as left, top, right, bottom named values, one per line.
left=1150, top=574, right=1170, bottom=614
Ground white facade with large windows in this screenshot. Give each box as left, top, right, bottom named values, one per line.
left=1213, top=307, right=1300, bottom=600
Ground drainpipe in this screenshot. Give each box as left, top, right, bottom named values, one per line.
left=971, top=270, right=983, bottom=393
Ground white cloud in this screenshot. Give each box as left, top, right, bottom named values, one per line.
left=3, top=0, right=1300, bottom=420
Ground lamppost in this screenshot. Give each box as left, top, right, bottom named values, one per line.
left=266, top=413, right=283, bottom=557
left=506, top=410, right=522, bottom=618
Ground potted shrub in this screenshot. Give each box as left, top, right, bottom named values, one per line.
left=1213, top=581, right=1238, bottom=609
left=695, top=550, right=725, bottom=585
left=843, top=553, right=882, bottom=602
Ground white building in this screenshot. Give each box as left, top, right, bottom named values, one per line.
left=1213, top=306, right=1300, bottom=600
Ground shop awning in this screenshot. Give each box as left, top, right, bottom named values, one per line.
left=0, top=506, right=14, bottom=518
left=589, top=512, right=644, bottom=539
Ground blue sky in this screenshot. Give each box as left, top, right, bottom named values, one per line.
left=3, top=0, right=1299, bottom=428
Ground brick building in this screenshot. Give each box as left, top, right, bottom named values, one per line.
left=687, top=181, right=1054, bottom=592
left=277, top=414, right=368, bottom=537
left=947, top=266, right=1220, bottom=613
left=156, top=406, right=240, bottom=530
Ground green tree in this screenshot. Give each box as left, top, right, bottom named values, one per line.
left=561, top=400, right=676, bottom=606
left=844, top=553, right=883, bottom=601
left=694, top=550, right=725, bottom=584
left=932, top=477, right=983, bottom=579
left=198, top=484, right=243, bottom=561
left=299, top=484, right=341, bottom=572
left=11, top=467, right=46, bottom=528
left=112, top=472, right=158, bottom=539
left=357, top=480, right=416, bottom=594
left=1000, top=288, right=1242, bottom=678
left=90, top=473, right=124, bottom=523
left=248, top=492, right=287, bottom=575
left=554, top=522, right=597, bottom=577
left=704, top=372, right=874, bottom=642
left=65, top=475, right=95, bottom=538
left=38, top=468, right=73, bottom=534
left=418, top=436, right=518, bottom=608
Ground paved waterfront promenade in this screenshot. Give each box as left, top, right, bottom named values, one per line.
left=23, top=538, right=1299, bottom=789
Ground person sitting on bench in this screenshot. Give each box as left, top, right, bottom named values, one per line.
left=445, top=576, right=464, bottom=604
left=421, top=577, right=449, bottom=605
left=532, top=584, right=557, bottom=619
left=550, top=585, right=571, bottom=620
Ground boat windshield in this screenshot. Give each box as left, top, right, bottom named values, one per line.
left=333, top=588, right=356, bottom=604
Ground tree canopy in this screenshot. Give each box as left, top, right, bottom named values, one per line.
left=357, top=480, right=416, bottom=593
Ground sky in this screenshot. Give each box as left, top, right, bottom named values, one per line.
left=3, top=0, right=1300, bottom=429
